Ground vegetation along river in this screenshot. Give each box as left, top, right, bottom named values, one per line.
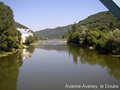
left=0, top=39, right=120, bottom=90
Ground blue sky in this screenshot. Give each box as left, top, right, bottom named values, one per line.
left=1, top=0, right=108, bottom=31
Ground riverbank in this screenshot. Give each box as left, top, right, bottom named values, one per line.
left=0, top=42, right=44, bottom=58
left=0, top=50, right=19, bottom=58
left=67, top=42, right=120, bottom=58
left=30, top=41, right=45, bottom=46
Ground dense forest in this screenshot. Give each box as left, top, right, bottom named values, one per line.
left=35, top=24, right=72, bottom=38
left=66, top=16, right=120, bottom=54
left=77, top=11, right=119, bottom=29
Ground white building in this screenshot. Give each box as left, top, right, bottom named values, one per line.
left=16, top=28, right=33, bottom=43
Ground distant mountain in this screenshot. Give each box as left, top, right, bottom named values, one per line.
left=35, top=11, right=119, bottom=39
left=35, top=24, right=72, bottom=38
left=15, top=22, right=29, bottom=29
left=78, top=11, right=119, bottom=29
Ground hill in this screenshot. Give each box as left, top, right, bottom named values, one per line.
left=15, top=22, right=29, bottom=29
left=35, top=11, right=119, bottom=39
left=35, top=24, right=72, bottom=38
left=78, top=11, right=119, bottom=29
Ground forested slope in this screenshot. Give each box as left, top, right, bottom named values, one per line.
left=15, top=22, right=29, bottom=29
left=35, top=24, right=72, bottom=38
left=78, top=11, right=119, bottom=29
left=35, top=11, right=119, bottom=38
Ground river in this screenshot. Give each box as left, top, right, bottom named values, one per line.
left=0, top=40, right=120, bottom=90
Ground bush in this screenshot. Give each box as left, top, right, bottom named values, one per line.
left=87, top=28, right=100, bottom=46
left=25, top=35, right=35, bottom=44
left=71, top=31, right=79, bottom=44
left=78, top=25, right=88, bottom=44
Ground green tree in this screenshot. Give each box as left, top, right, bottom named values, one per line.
left=67, top=28, right=72, bottom=43
left=78, top=25, right=88, bottom=44
left=17, top=30, right=22, bottom=43
left=67, top=23, right=78, bottom=43
left=71, top=31, right=79, bottom=44
left=72, top=22, right=78, bottom=32
left=0, top=2, right=20, bottom=51
left=106, top=29, right=120, bottom=54
left=112, top=22, right=120, bottom=30
left=87, top=28, right=101, bottom=47
left=25, top=35, right=35, bottom=44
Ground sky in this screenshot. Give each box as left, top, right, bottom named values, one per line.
left=1, top=0, right=108, bottom=31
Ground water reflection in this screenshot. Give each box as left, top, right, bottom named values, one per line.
left=22, top=46, right=35, bottom=60
left=36, top=44, right=67, bottom=52
left=0, top=46, right=35, bottom=90
left=67, top=45, right=120, bottom=80
left=0, top=51, right=23, bottom=90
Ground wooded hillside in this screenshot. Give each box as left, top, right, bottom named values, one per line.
left=78, top=11, right=119, bottom=29
left=35, top=24, right=72, bottom=38
left=35, top=11, right=119, bottom=38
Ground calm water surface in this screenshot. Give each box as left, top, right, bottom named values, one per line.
left=0, top=40, right=120, bottom=90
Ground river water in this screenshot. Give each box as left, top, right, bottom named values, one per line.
left=0, top=40, right=120, bottom=90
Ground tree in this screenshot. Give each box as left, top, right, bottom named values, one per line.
left=25, top=35, right=35, bottom=44
left=112, top=22, right=120, bottom=30
left=67, top=28, right=72, bottom=42
left=98, top=25, right=109, bottom=34
left=87, top=28, right=101, bottom=47
left=17, top=30, right=22, bottom=43
left=106, top=29, right=120, bottom=54
left=71, top=31, right=79, bottom=44
left=78, top=25, right=88, bottom=44
left=72, top=22, right=78, bottom=32
left=0, top=2, right=20, bottom=51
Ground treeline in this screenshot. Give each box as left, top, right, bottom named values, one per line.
left=65, top=10, right=120, bottom=55
left=0, top=2, right=23, bottom=52
left=66, top=21, right=120, bottom=55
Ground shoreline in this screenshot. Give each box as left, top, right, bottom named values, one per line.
left=30, top=41, right=45, bottom=46
left=39, top=40, right=67, bottom=43
left=0, top=50, right=19, bottom=58
left=67, top=42, right=120, bottom=58
left=0, top=42, right=44, bottom=58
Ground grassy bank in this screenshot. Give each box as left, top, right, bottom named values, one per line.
left=0, top=50, right=18, bottom=58
left=30, top=41, right=45, bottom=46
